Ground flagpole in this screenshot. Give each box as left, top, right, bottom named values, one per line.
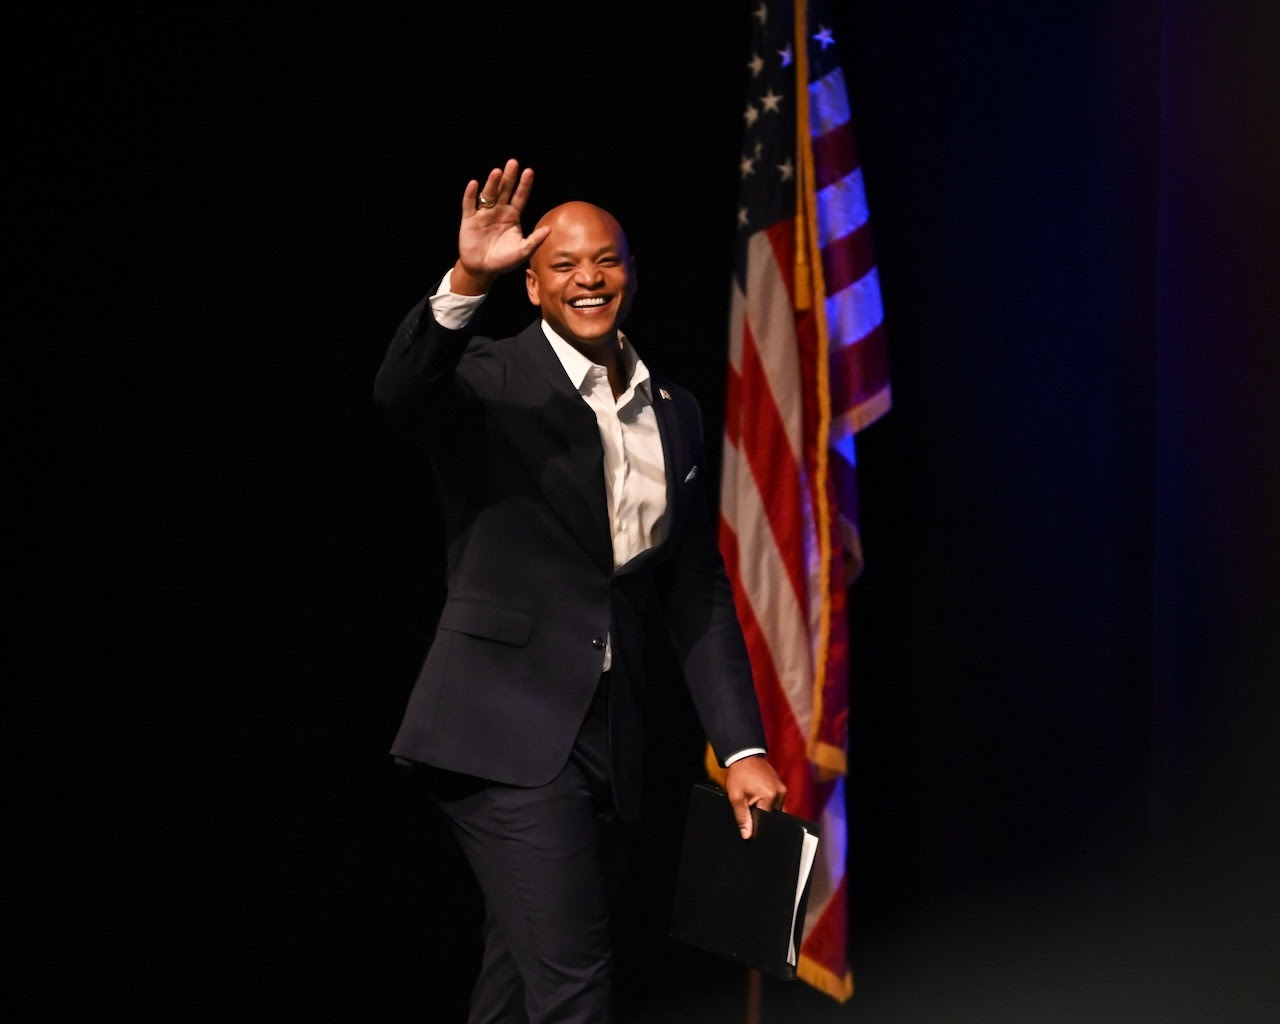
left=745, top=967, right=763, bottom=1024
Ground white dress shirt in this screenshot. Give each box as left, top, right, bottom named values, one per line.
left=429, top=272, right=763, bottom=767
left=540, top=322, right=668, bottom=569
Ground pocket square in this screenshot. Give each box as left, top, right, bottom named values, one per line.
left=684, top=465, right=699, bottom=483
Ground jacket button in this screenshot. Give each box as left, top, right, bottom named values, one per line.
left=591, top=637, right=605, bottom=650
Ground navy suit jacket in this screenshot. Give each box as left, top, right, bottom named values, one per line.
left=374, top=295, right=765, bottom=819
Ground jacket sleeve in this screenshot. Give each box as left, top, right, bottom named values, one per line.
left=373, top=286, right=502, bottom=443
left=654, top=394, right=767, bottom=765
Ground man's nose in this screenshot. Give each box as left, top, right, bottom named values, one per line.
left=574, top=264, right=604, bottom=286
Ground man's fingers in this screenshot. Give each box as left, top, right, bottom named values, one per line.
left=495, top=158, right=520, bottom=204
left=461, top=178, right=479, bottom=219
left=733, top=800, right=754, bottom=839
left=520, top=223, right=551, bottom=259
left=464, top=161, right=533, bottom=216
left=510, top=167, right=536, bottom=211
left=472, top=166, right=504, bottom=208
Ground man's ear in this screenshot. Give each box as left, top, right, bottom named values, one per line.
left=618, top=257, right=638, bottom=322
left=525, top=267, right=541, bottom=307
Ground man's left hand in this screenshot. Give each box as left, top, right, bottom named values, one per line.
left=725, top=756, right=787, bottom=839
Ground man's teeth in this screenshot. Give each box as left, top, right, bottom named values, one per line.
left=570, top=297, right=608, bottom=308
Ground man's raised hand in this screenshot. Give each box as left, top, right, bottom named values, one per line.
left=453, top=158, right=551, bottom=295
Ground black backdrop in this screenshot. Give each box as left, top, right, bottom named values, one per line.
left=19, top=1, right=1278, bottom=1020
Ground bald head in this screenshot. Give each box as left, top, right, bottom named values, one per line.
left=525, top=201, right=636, bottom=352
left=530, top=202, right=631, bottom=266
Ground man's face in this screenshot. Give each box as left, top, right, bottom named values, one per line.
left=526, top=203, right=635, bottom=351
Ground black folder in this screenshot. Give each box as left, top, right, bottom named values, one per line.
left=668, top=782, right=820, bottom=980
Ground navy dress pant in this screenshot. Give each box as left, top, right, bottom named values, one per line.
left=428, top=675, right=633, bottom=1024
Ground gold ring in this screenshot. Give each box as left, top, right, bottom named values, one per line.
left=477, top=195, right=496, bottom=209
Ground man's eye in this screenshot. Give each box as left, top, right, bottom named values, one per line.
left=552, top=264, right=573, bottom=271
left=599, top=258, right=619, bottom=266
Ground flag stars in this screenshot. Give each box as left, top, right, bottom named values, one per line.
left=778, top=42, right=793, bottom=67
left=743, top=102, right=760, bottom=127
left=777, top=158, right=794, bottom=182
left=740, top=154, right=757, bottom=179
left=747, top=52, right=764, bottom=77
left=813, top=25, right=835, bottom=49
left=753, top=2, right=767, bottom=25
left=737, top=207, right=750, bottom=228
left=759, top=88, right=783, bottom=113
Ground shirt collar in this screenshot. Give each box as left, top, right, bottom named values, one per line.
left=540, top=321, right=652, bottom=399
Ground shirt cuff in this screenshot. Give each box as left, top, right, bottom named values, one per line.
left=723, top=747, right=766, bottom=767
left=430, top=268, right=487, bottom=330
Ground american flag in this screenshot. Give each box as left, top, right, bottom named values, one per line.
left=717, top=0, right=890, bottom=1001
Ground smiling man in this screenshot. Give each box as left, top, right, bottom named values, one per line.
left=525, top=202, right=635, bottom=379
left=375, top=159, right=785, bottom=1024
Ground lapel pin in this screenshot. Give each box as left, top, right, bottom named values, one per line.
left=659, top=388, right=671, bottom=401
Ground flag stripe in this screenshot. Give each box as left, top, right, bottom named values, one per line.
left=799, top=878, right=853, bottom=999
left=726, top=269, right=746, bottom=372
left=738, top=322, right=810, bottom=611
left=718, top=518, right=814, bottom=790
left=821, top=222, right=877, bottom=299
left=829, top=321, right=891, bottom=411
left=813, top=122, right=860, bottom=190
left=801, top=780, right=847, bottom=933
left=743, top=230, right=804, bottom=457
left=815, top=169, right=870, bottom=251
left=808, top=66, right=852, bottom=136
left=719, top=439, right=815, bottom=731
left=826, top=266, right=885, bottom=351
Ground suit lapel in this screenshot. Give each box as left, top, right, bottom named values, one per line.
left=512, top=322, right=614, bottom=572
left=650, top=372, right=686, bottom=528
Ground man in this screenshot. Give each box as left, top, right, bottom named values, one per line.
left=375, top=158, right=786, bottom=1023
